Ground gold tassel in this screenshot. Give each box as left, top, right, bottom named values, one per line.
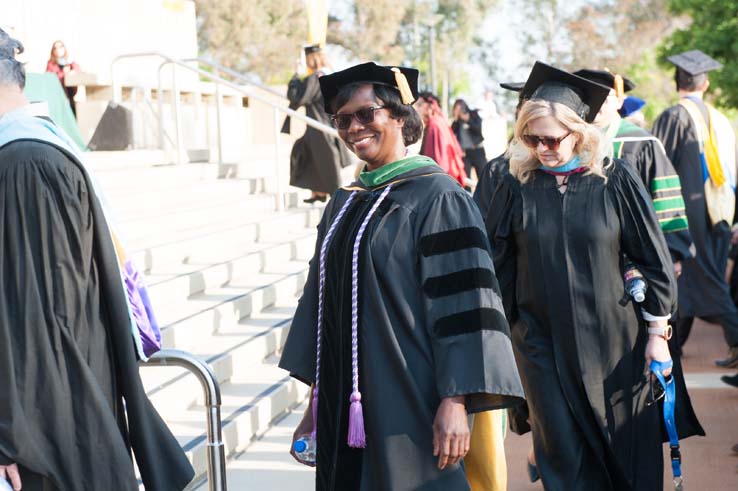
left=392, top=67, right=415, bottom=105
left=613, top=74, right=624, bottom=98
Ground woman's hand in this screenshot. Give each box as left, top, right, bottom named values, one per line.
left=0, top=463, right=22, bottom=490
left=645, top=332, right=672, bottom=378
left=432, top=396, right=470, bottom=470
left=290, top=394, right=316, bottom=467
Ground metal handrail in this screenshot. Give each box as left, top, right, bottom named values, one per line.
left=111, top=51, right=338, bottom=211
left=140, top=349, right=227, bottom=491
left=183, top=57, right=284, bottom=99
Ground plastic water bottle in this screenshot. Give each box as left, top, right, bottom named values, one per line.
left=623, top=263, right=647, bottom=303
left=293, top=435, right=316, bottom=465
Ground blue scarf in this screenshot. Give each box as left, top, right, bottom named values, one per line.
left=540, top=155, right=581, bottom=173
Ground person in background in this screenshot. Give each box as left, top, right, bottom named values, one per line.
left=284, top=44, right=352, bottom=203
left=45, top=40, right=79, bottom=115
left=415, top=92, right=468, bottom=187
left=619, top=95, right=647, bottom=127
left=280, top=61, right=524, bottom=491
left=0, top=28, right=194, bottom=491
left=652, top=50, right=738, bottom=368
left=574, top=68, right=694, bottom=270
left=486, top=62, right=703, bottom=489
left=452, top=98, right=486, bottom=180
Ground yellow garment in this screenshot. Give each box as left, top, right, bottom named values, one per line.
left=679, top=98, right=735, bottom=225
left=465, top=410, right=507, bottom=491
left=306, top=0, right=328, bottom=46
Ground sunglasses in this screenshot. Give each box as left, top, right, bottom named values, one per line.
left=331, top=106, right=386, bottom=130
left=522, top=132, right=572, bottom=151
left=646, top=373, right=672, bottom=407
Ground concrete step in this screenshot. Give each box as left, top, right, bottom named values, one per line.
left=154, top=354, right=310, bottom=484
left=145, top=231, right=315, bottom=303
left=193, top=402, right=313, bottom=491
left=141, top=301, right=298, bottom=424
left=128, top=206, right=321, bottom=274
left=150, top=259, right=308, bottom=346
left=84, top=149, right=168, bottom=170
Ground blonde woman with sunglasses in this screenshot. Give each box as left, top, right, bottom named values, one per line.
left=484, top=62, right=699, bottom=490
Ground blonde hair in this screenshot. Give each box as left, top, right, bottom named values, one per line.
left=507, top=99, right=608, bottom=183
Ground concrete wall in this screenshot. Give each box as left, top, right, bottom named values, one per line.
left=0, top=0, right=198, bottom=88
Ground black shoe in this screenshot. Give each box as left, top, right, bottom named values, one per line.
left=716, top=347, right=738, bottom=368
left=731, top=443, right=738, bottom=454
left=303, top=195, right=327, bottom=204
left=527, top=459, right=540, bottom=483
left=721, top=373, right=738, bottom=389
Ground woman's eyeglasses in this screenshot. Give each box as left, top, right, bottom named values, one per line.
left=522, top=132, right=572, bottom=151
left=331, top=106, right=386, bottom=130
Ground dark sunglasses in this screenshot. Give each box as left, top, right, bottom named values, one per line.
left=331, top=106, right=386, bottom=130
left=646, top=373, right=672, bottom=407
left=521, top=132, right=572, bottom=150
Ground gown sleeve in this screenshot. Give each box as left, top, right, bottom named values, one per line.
left=484, top=174, right=519, bottom=323
left=610, top=160, right=677, bottom=317
left=416, top=188, right=525, bottom=413
left=277, top=196, right=336, bottom=385
left=652, top=108, right=688, bottom=166
left=637, top=139, right=693, bottom=262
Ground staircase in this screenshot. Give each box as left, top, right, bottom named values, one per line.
left=88, top=149, right=326, bottom=489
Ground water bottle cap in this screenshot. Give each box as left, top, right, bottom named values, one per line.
left=634, top=291, right=645, bottom=302
left=293, top=440, right=308, bottom=453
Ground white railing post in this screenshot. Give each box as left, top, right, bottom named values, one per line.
left=171, top=65, right=184, bottom=165
left=273, top=106, right=284, bottom=212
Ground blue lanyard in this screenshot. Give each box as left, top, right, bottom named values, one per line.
left=650, top=359, right=683, bottom=490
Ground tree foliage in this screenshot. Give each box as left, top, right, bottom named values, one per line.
left=660, top=0, right=738, bottom=108
left=196, top=0, right=307, bottom=84
left=196, top=0, right=497, bottom=96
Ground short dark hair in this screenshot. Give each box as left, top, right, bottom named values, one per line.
left=331, top=82, right=423, bottom=146
left=675, top=68, right=707, bottom=92
left=0, top=30, right=25, bottom=89
left=0, top=59, right=26, bottom=89
left=418, top=92, right=440, bottom=105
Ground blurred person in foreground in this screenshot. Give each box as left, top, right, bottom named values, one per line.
left=452, top=98, right=486, bottom=180
left=284, top=44, right=352, bottom=203
left=0, top=29, right=194, bottom=491
left=486, top=62, right=702, bottom=489
left=279, top=61, right=524, bottom=491
left=415, top=92, right=468, bottom=187
left=45, top=39, right=80, bottom=115
left=653, top=50, right=738, bottom=368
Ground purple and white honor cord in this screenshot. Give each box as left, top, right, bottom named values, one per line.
left=347, top=185, right=392, bottom=448
left=312, top=191, right=357, bottom=438
left=310, top=185, right=393, bottom=449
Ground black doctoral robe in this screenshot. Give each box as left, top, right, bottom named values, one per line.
left=0, top=140, right=194, bottom=491
left=613, top=118, right=694, bottom=262
left=284, top=73, right=352, bottom=193
left=280, top=162, right=525, bottom=491
left=486, top=160, right=703, bottom=490
left=653, top=102, right=738, bottom=324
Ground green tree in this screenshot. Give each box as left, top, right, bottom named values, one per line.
left=196, top=0, right=307, bottom=84
left=660, top=0, right=738, bottom=108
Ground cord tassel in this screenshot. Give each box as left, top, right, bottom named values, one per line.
left=347, top=391, right=366, bottom=448
left=392, top=67, right=415, bottom=105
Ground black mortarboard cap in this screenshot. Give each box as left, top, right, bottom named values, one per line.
left=667, top=50, right=722, bottom=76
left=303, top=44, right=322, bottom=57
left=319, top=61, right=419, bottom=113
left=521, top=61, right=611, bottom=123
left=573, top=69, right=635, bottom=94
left=499, top=82, right=525, bottom=92
left=0, top=28, right=23, bottom=60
